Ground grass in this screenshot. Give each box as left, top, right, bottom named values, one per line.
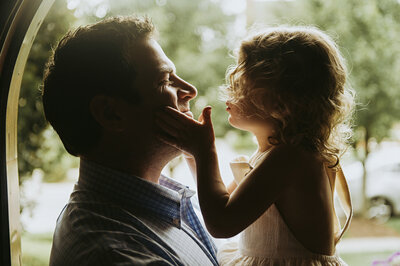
left=387, top=217, right=400, bottom=234
left=21, top=232, right=52, bottom=266
left=341, top=251, right=397, bottom=266
left=340, top=216, right=400, bottom=265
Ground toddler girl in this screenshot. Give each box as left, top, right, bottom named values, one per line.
left=156, top=26, right=354, bottom=265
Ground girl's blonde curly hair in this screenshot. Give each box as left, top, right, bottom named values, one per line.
left=224, top=26, right=355, bottom=167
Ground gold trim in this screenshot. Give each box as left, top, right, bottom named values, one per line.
left=5, top=0, right=55, bottom=264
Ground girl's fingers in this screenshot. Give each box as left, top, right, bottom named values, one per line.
left=198, top=112, right=204, bottom=123
left=202, top=106, right=212, bottom=126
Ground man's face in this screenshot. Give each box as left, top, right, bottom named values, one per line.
left=128, top=38, right=197, bottom=133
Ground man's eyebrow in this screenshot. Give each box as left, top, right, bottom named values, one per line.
left=159, top=65, right=176, bottom=74
left=154, top=65, right=176, bottom=86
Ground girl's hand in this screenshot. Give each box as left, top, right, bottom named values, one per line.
left=155, top=106, right=215, bottom=158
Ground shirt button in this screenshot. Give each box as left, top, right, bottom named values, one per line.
left=173, top=218, right=180, bottom=227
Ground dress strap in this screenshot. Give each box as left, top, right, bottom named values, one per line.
left=229, top=149, right=273, bottom=184
left=325, top=164, right=353, bottom=244
left=335, top=166, right=353, bottom=242
left=229, top=156, right=252, bottom=184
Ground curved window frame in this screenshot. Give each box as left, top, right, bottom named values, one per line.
left=0, top=0, right=54, bottom=265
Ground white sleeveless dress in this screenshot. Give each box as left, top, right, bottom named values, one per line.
left=217, top=151, right=352, bottom=266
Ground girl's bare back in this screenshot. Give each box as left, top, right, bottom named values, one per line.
left=275, top=151, right=336, bottom=255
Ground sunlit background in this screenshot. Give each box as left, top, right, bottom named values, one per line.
left=18, top=0, right=400, bottom=265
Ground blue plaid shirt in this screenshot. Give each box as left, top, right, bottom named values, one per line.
left=50, top=159, right=218, bottom=266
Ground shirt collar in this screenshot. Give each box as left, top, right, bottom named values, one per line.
left=77, top=159, right=196, bottom=227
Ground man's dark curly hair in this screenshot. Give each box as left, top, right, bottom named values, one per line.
left=42, top=16, right=154, bottom=156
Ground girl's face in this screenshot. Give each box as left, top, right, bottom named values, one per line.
left=225, top=100, right=275, bottom=134
left=225, top=100, right=247, bottom=130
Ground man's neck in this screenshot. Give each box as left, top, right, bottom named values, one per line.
left=82, top=145, right=179, bottom=183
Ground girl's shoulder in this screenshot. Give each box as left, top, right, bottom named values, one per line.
left=263, top=144, right=323, bottom=181
left=269, top=144, right=320, bottom=164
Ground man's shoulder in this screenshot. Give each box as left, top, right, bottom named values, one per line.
left=54, top=190, right=155, bottom=237
left=50, top=192, right=177, bottom=265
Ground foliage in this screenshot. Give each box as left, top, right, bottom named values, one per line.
left=261, top=0, right=400, bottom=147
left=292, top=0, right=400, bottom=215
left=278, top=0, right=400, bottom=150
left=20, top=0, right=400, bottom=185
left=19, top=0, right=249, bottom=184
left=256, top=0, right=400, bottom=215
left=387, top=217, right=400, bottom=235
left=293, top=0, right=400, bottom=147
left=75, top=0, right=238, bottom=137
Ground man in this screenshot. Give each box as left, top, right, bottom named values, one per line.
left=42, top=16, right=218, bottom=265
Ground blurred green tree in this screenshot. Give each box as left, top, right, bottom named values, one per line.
left=91, top=0, right=238, bottom=137
left=72, top=0, right=256, bottom=160
left=21, top=0, right=400, bottom=188
left=19, top=0, right=251, bottom=185
left=265, top=0, right=400, bottom=215
left=300, top=0, right=400, bottom=216
left=104, top=0, right=258, bottom=171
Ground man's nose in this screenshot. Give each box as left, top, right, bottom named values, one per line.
left=177, top=78, right=197, bottom=101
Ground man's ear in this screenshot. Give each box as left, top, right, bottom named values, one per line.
left=89, top=95, right=127, bottom=132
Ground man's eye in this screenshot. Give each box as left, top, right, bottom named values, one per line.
left=161, top=80, right=174, bottom=87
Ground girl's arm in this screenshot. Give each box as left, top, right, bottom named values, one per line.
left=184, top=148, right=237, bottom=192
left=184, top=154, right=197, bottom=182
left=226, top=181, right=238, bottom=194
left=156, top=106, right=301, bottom=238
